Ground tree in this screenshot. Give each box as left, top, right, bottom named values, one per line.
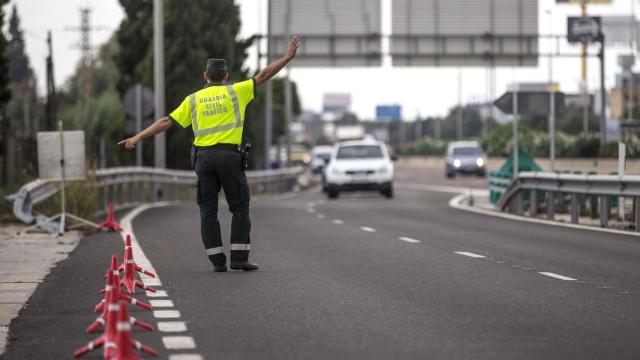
left=8, top=5, right=32, bottom=84
left=0, top=0, right=12, bottom=186
left=0, top=1, right=11, bottom=107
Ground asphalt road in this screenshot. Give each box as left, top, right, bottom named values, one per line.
left=3, top=165, right=640, bottom=359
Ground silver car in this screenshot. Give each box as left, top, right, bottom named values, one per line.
left=445, top=141, right=487, bottom=178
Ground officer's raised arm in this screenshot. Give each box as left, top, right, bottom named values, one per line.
left=254, top=35, right=301, bottom=86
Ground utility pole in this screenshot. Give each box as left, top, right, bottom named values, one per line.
left=45, top=31, right=56, bottom=131
left=153, top=0, right=166, bottom=171
left=66, top=8, right=106, bottom=118
left=546, top=9, right=556, bottom=172
left=264, top=0, right=273, bottom=169
left=457, top=69, right=463, bottom=140
left=284, top=0, right=292, bottom=166
left=581, top=0, right=589, bottom=134
left=512, top=83, right=519, bottom=178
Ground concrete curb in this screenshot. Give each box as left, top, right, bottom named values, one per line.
left=448, top=192, right=640, bottom=238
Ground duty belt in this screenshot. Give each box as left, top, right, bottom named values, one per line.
left=195, top=143, right=240, bottom=152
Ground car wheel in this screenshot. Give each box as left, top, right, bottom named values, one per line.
left=327, top=190, right=339, bottom=199
left=381, top=184, right=394, bottom=198
left=446, top=171, right=455, bottom=178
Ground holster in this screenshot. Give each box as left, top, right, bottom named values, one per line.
left=190, top=145, right=197, bottom=169
left=240, top=143, right=252, bottom=170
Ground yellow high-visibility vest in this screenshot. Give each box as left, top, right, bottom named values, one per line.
left=169, top=78, right=255, bottom=146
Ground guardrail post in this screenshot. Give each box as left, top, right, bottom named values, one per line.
left=570, top=194, right=579, bottom=224
left=635, top=198, right=640, bottom=232
left=546, top=192, right=555, bottom=220
left=600, top=196, right=610, bottom=228
left=590, top=196, right=598, bottom=219
left=529, top=190, right=538, bottom=217
left=514, top=192, right=523, bottom=215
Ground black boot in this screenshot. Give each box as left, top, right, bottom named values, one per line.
left=230, top=261, right=259, bottom=271
left=213, top=264, right=227, bottom=272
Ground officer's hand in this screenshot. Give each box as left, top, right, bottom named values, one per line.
left=117, top=136, right=140, bottom=150
left=286, top=35, right=301, bottom=60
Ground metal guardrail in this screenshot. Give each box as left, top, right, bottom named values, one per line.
left=497, top=171, right=640, bottom=230
left=6, top=166, right=305, bottom=228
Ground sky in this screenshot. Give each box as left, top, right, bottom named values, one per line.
left=8, top=0, right=640, bottom=119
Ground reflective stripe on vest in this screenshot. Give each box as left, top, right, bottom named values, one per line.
left=189, top=85, right=242, bottom=136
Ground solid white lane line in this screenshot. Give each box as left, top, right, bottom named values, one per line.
left=317, top=214, right=326, bottom=219
left=121, top=203, right=202, bottom=357
left=169, top=355, right=204, bottom=360
left=153, top=310, right=181, bottom=319
left=360, top=226, right=376, bottom=232
left=398, top=237, right=420, bottom=244
left=454, top=251, right=486, bottom=258
left=539, top=272, right=577, bottom=281
left=332, top=219, right=344, bottom=224
left=307, top=208, right=316, bottom=213
left=146, top=290, right=168, bottom=297
left=158, top=321, right=188, bottom=332
left=162, top=336, right=197, bottom=350
left=150, top=299, right=174, bottom=308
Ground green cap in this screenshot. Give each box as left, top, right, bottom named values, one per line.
left=206, top=59, right=227, bottom=71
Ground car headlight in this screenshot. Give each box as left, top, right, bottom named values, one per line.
left=453, top=159, right=461, bottom=168
left=330, top=167, right=342, bottom=175
left=476, top=157, right=485, bottom=167
left=379, top=165, right=389, bottom=174
left=303, top=154, right=311, bottom=164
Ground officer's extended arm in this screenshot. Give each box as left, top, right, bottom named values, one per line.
left=117, top=117, right=173, bottom=150
left=255, top=35, right=301, bottom=86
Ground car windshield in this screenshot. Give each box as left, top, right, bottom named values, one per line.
left=452, top=147, right=482, bottom=156
left=315, top=153, right=331, bottom=161
left=336, top=145, right=383, bottom=159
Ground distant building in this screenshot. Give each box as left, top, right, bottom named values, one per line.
left=467, top=102, right=509, bottom=124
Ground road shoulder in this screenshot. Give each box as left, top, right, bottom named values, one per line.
left=0, top=225, right=81, bottom=354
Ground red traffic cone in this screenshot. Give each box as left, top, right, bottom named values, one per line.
left=96, top=256, right=152, bottom=313
left=88, top=260, right=153, bottom=333
left=120, top=247, right=156, bottom=294
left=95, top=203, right=124, bottom=232
left=74, top=301, right=119, bottom=358
left=120, top=235, right=156, bottom=278
left=109, top=302, right=158, bottom=360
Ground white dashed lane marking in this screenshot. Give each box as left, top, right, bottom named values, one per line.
left=158, top=321, right=188, bottom=332
left=539, top=272, right=577, bottom=281
left=360, top=226, right=376, bottom=233
left=146, top=290, right=168, bottom=297
left=169, top=355, right=204, bottom=360
left=153, top=310, right=181, bottom=319
left=454, top=251, right=486, bottom=258
left=150, top=299, right=175, bottom=308
left=162, top=336, right=197, bottom=349
left=332, top=219, right=344, bottom=224
left=317, top=214, right=326, bottom=219
left=398, top=236, right=420, bottom=244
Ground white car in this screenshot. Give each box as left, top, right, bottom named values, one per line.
left=324, top=140, right=394, bottom=199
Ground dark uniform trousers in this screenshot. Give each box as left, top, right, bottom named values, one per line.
left=195, top=147, right=251, bottom=265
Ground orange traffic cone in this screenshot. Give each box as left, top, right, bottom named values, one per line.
left=88, top=264, right=153, bottom=333
left=96, top=256, right=152, bottom=313
left=109, top=302, right=158, bottom=359
left=95, top=203, right=124, bottom=232
left=120, top=247, right=156, bottom=294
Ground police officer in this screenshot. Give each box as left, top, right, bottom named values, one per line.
left=119, top=35, right=301, bottom=272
